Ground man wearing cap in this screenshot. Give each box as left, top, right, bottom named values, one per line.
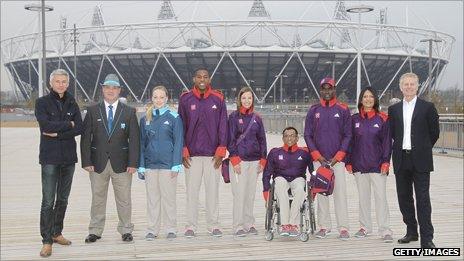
left=81, top=74, right=140, bottom=243
left=304, top=77, right=352, bottom=240
left=178, top=68, right=228, bottom=238
left=35, top=69, right=83, bottom=257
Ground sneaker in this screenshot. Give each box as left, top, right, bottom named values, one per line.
left=145, top=233, right=156, bottom=241
left=288, top=225, right=299, bottom=237
left=184, top=229, right=195, bottom=238
left=167, top=232, right=177, bottom=239
left=383, top=234, right=393, bottom=243
left=339, top=230, right=350, bottom=240
left=211, top=228, right=223, bottom=237
left=315, top=229, right=328, bottom=239
left=247, top=227, right=258, bottom=235
left=280, top=225, right=290, bottom=237
left=234, top=229, right=247, bottom=237
left=354, top=228, right=367, bottom=238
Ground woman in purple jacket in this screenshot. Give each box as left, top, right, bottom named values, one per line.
left=227, top=86, right=267, bottom=237
left=346, top=87, right=393, bottom=243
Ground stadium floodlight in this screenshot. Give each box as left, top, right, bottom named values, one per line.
left=346, top=4, right=374, bottom=105
left=25, top=1, right=54, bottom=98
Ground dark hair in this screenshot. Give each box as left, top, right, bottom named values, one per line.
left=357, top=87, right=380, bottom=113
left=193, top=67, right=209, bottom=77
left=282, top=126, right=298, bottom=136
left=236, top=86, right=254, bottom=110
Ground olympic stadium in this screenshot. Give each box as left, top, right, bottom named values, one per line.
left=1, top=1, right=456, bottom=105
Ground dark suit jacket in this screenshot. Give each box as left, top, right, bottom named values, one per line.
left=81, top=101, right=140, bottom=174
left=388, top=98, right=439, bottom=173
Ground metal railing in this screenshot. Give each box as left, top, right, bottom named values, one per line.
left=259, top=113, right=464, bottom=152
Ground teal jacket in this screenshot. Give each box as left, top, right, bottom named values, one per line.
left=138, top=106, right=183, bottom=173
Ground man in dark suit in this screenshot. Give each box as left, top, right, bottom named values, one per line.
left=81, top=74, right=140, bottom=243
left=388, top=72, right=440, bottom=248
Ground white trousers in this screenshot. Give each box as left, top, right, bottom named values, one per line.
left=185, top=156, right=220, bottom=232
left=230, top=160, right=260, bottom=232
left=145, top=169, right=177, bottom=235
left=315, top=161, right=350, bottom=232
left=354, top=172, right=392, bottom=236
left=274, top=176, right=306, bottom=225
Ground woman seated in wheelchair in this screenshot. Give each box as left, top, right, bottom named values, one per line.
left=262, top=127, right=313, bottom=237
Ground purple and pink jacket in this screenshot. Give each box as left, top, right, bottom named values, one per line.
left=262, top=145, right=313, bottom=195
left=178, top=85, right=228, bottom=158
left=304, top=98, right=352, bottom=162
left=227, top=107, right=267, bottom=168
left=345, top=108, right=392, bottom=174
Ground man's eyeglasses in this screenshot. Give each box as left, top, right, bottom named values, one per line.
left=283, top=134, right=297, bottom=138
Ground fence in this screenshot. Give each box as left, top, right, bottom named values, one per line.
left=260, top=113, right=464, bottom=152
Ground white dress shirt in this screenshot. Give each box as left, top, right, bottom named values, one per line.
left=104, top=100, right=119, bottom=120
left=402, top=96, right=417, bottom=150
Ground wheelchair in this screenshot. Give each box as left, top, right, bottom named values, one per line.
left=264, top=176, right=316, bottom=242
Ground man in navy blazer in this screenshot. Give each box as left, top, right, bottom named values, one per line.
left=388, top=72, right=440, bottom=248
left=81, top=74, right=140, bottom=243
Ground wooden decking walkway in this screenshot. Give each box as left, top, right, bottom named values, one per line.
left=1, top=127, right=463, bottom=260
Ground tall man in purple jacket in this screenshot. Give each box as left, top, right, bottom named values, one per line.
left=178, top=68, right=228, bottom=238
left=304, top=77, right=352, bottom=240
left=263, top=127, right=313, bottom=236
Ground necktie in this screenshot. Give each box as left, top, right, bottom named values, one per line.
left=155, top=109, right=160, bottom=116
left=108, top=105, right=114, bottom=133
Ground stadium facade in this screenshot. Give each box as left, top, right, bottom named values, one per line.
left=1, top=1, right=455, bottom=105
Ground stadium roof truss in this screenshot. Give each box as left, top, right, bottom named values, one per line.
left=1, top=19, right=455, bottom=103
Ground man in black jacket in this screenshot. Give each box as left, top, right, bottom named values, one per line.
left=80, top=74, right=140, bottom=243
left=34, top=69, right=83, bottom=257
left=388, top=72, right=440, bottom=248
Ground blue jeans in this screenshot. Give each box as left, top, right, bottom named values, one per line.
left=40, top=164, right=75, bottom=244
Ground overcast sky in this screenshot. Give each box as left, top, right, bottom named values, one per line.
left=1, top=0, right=462, bottom=93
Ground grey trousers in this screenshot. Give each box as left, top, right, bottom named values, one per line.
left=88, top=161, right=134, bottom=236
left=185, top=156, right=221, bottom=232
left=145, top=169, right=177, bottom=235
left=230, top=160, right=260, bottom=232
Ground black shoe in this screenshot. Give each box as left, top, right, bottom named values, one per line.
left=397, top=235, right=419, bottom=244
left=421, top=241, right=436, bottom=248
left=122, top=233, right=133, bottom=242
left=85, top=234, right=101, bottom=243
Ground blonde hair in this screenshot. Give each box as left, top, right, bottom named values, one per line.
left=236, top=86, right=254, bottom=111
left=399, top=72, right=419, bottom=86
left=146, top=85, right=169, bottom=122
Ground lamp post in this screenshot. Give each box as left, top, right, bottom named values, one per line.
left=71, top=24, right=79, bottom=100
left=325, top=60, right=342, bottom=79
left=420, top=38, right=442, bottom=96
left=25, top=1, right=53, bottom=98
left=275, top=74, right=288, bottom=104
left=346, top=4, right=374, bottom=105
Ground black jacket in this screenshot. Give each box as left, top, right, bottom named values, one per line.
left=80, top=101, right=140, bottom=174
left=35, top=91, right=83, bottom=165
left=388, top=98, right=440, bottom=173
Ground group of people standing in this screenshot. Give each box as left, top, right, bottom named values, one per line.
left=35, top=67, right=439, bottom=258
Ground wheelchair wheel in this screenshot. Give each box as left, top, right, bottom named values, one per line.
left=299, top=232, right=309, bottom=242
left=265, top=182, right=275, bottom=231
left=265, top=231, right=274, bottom=241
left=307, top=182, right=317, bottom=234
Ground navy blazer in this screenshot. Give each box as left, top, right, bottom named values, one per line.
left=388, top=98, right=439, bottom=173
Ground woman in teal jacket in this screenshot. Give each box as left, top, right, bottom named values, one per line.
left=138, top=85, right=183, bottom=240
